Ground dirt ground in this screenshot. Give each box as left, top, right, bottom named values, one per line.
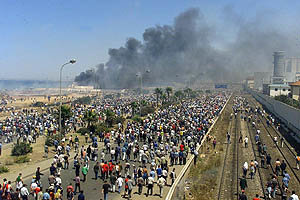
left=183, top=95, right=233, bottom=200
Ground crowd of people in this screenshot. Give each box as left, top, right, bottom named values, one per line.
left=0, top=92, right=229, bottom=200
left=232, top=96, right=299, bottom=200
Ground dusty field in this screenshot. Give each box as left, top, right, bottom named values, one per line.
left=184, top=95, right=233, bottom=200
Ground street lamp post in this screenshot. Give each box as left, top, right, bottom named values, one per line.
left=136, top=69, right=150, bottom=116
left=59, top=59, right=76, bottom=141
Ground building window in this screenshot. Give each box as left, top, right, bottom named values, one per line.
left=275, top=88, right=278, bottom=91
left=283, top=89, right=286, bottom=91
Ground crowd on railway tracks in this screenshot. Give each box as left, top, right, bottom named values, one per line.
left=0, top=92, right=230, bottom=200
left=232, top=96, right=299, bottom=200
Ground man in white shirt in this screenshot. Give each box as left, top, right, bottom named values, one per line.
left=146, top=176, right=154, bottom=196
left=116, top=176, right=123, bottom=194
left=290, top=191, right=299, bottom=200
left=55, top=175, right=62, bottom=186
left=157, top=176, right=166, bottom=198
left=20, top=184, right=30, bottom=199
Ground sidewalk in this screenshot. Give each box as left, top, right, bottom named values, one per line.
left=0, top=135, right=88, bottom=183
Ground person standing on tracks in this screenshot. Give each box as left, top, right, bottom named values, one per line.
left=212, top=137, right=217, bottom=149
left=240, top=175, right=248, bottom=191
left=262, top=144, right=267, bottom=155
left=239, top=131, right=243, bottom=143
left=252, top=194, right=261, bottom=200
left=244, top=136, right=248, bottom=148
left=280, top=137, right=284, bottom=148
left=280, top=160, right=287, bottom=176
left=296, top=154, right=300, bottom=170
left=227, top=132, right=231, bottom=144
left=243, top=162, right=249, bottom=177
left=289, top=191, right=299, bottom=200
left=274, top=136, right=278, bottom=146
left=275, top=159, right=281, bottom=176
left=239, top=190, right=248, bottom=200
left=271, top=176, right=278, bottom=198
left=266, top=154, right=272, bottom=169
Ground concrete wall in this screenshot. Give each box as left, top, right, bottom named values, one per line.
left=249, top=90, right=300, bottom=139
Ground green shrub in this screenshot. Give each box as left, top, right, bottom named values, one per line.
left=11, top=142, right=32, bottom=156
left=14, top=155, right=30, bottom=163
left=73, top=96, right=92, bottom=104
left=95, top=123, right=110, bottom=133
left=132, top=115, right=142, bottom=123
left=0, top=166, right=9, bottom=174
left=77, top=127, right=89, bottom=135
left=141, top=106, right=155, bottom=116
left=115, top=116, right=125, bottom=124
left=31, top=101, right=45, bottom=107
left=45, top=134, right=62, bottom=146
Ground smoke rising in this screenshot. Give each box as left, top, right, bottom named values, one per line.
left=75, top=7, right=300, bottom=88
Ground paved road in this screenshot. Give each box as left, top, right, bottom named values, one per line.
left=22, top=140, right=184, bottom=200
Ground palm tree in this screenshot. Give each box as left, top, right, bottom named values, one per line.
left=131, top=101, right=138, bottom=116
left=165, top=87, right=173, bottom=101
left=174, top=90, right=184, bottom=100
left=60, top=105, right=72, bottom=134
left=184, top=88, right=193, bottom=98
left=83, top=110, right=98, bottom=128
left=154, top=88, right=163, bottom=107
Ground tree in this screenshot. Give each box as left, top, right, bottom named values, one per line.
left=154, top=88, right=163, bottom=107
left=131, top=101, right=138, bottom=116
left=83, top=110, right=98, bottom=128
left=184, top=88, right=192, bottom=98
left=166, top=87, right=173, bottom=101
left=174, top=90, right=184, bottom=100
left=60, top=105, right=72, bottom=133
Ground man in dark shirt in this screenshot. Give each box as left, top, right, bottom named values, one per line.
left=239, top=190, right=248, bottom=200
left=78, top=190, right=85, bottom=200
left=102, top=180, right=111, bottom=200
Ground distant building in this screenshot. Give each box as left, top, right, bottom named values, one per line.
left=262, top=84, right=270, bottom=95
left=254, top=72, right=272, bottom=91
left=246, top=77, right=254, bottom=89
left=289, top=81, right=300, bottom=101
left=268, top=84, right=290, bottom=97
left=272, top=51, right=285, bottom=84
left=285, top=57, right=300, bottom=73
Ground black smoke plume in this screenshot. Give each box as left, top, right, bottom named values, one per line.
left=75, top=7, right=300, bottom=88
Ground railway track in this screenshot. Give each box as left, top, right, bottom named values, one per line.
left=246, top=95, right=300, bottom=197
left=244, top=115, right=266, bottom=199
left=248, top=97, right=300, bottom=184
left=217, top=111, right=239, bottom=200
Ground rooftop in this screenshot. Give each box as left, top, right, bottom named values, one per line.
left=289, top=81, right=300, bottom=86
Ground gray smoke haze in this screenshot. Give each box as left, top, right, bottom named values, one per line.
left=75, top=7, right=300, bottom=88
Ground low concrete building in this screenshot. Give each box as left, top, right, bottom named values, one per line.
left=268, top=84, right=290, bottom=97
left=246, top=77, right=254, bottom=89
left=289, top=81, right=300, bottom=101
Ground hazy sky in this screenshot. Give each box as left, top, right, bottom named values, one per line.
left=1, top=0, right=300, bottom=80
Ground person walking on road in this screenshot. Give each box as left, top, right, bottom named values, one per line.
left=93, top=162, right=99, bottom=180
left=157, top=176, right=166, bottom=198
left=81, top=164, right=88, bottom=182
left=137, top=176, right=144, bottom=195
left=116, top=176, right=123, bottom=194
left=146, top=176, right=154, bottom=197
left=102, top=180, right=111, bottom=200
left=78, top=190, right=85, bottom=200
